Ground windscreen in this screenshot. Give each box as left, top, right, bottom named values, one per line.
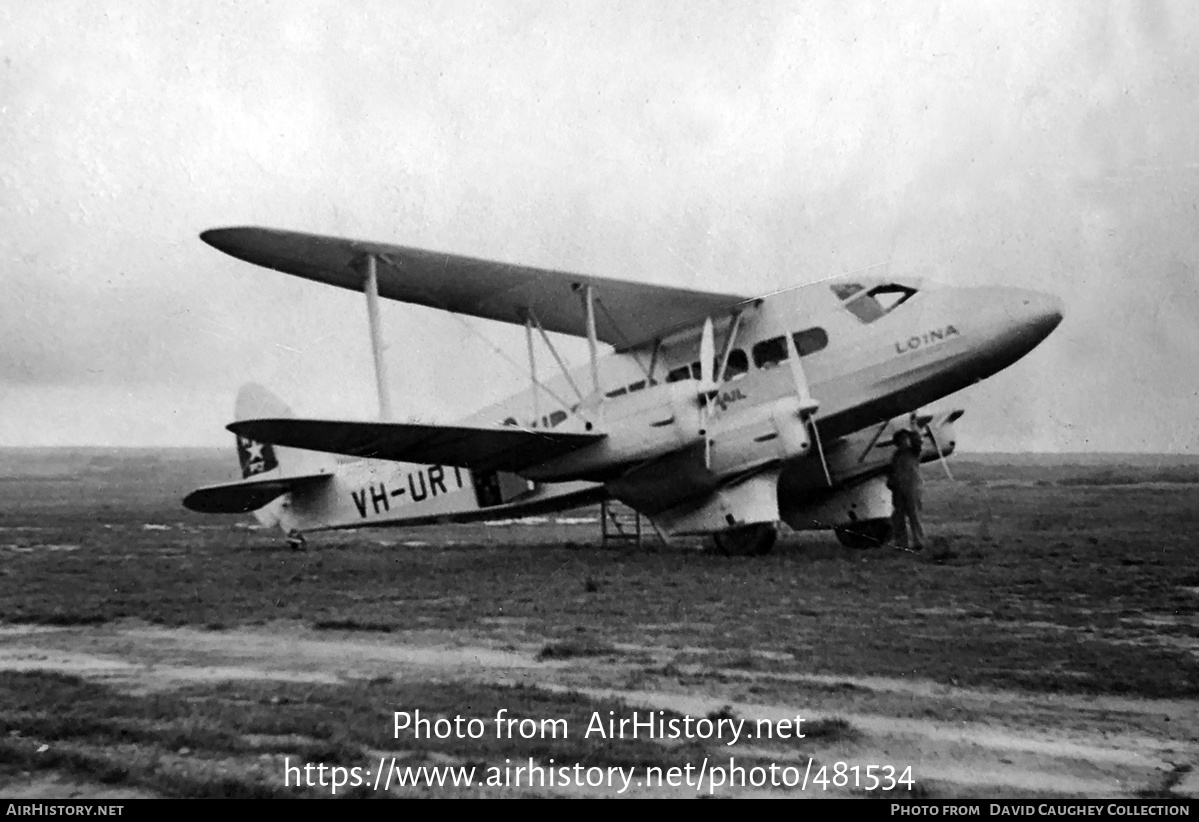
left=833, top=282, right=917, bottom=323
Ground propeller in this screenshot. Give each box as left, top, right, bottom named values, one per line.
left=915, top=411, right=955, bottom=481
left=785, top=334, right=818, bottom=415
left=698, top=317, right=716, bottom=467
left=698, top=316, right=716, bottom=393
left=695, top=321, right=827, bottom=476
left=914, top=409, right=989, bottom=538
left=785, top=333, right=829, bottom=483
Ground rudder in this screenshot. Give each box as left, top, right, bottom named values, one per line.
left=232, top=383, right=334, bottom=479
left=233, top=383, right=292, bottom=478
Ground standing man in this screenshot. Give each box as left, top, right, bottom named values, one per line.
left=887, top=428, right=925, bottom=552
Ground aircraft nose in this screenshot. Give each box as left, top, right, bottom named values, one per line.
left=1016, top=289, right=1064, bottom=341
left=975, top=286, right=1064, bottom=368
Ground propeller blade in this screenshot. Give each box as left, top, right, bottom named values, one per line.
left=685, top=317, right=715, bottom=468
left=925, top=423, right=955, bottom=482
left=780, top=331, right=828, bottom=481
left=699, top=316, right=715, bottom=391
left=810, top=418, right=832, bottom=486
left=784, top=333, right=818, bottom=415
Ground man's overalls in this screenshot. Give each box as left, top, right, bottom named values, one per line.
left=888, top=430, right=925, bottom=551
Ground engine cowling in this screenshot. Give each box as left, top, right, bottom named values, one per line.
left=782, top=474, right=893, bottom=548
left=706, top=396, right=813, bottom=478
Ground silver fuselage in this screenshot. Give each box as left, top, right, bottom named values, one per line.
left=270, top=278, right=1062, bottom=533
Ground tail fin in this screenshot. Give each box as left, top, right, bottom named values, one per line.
left=234, top=384, right=291, bottom=477
left=182, top=383, right=338, bottom=528
left=232, top=383, right=336, bottom=478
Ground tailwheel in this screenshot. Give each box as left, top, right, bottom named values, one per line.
left=712, top=523, right=778, bottom=557
left=286, top=531, right=307, bottom=551
left=833, top=518, right=891, bottom=549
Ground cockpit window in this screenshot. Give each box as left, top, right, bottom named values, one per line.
left=844, top=296, right=887, bottom=323
left=834, top=282, right=918, bottom=324
left=830, top=283, right=863, bottom=301
left=869, top=284, right=917, bottom=312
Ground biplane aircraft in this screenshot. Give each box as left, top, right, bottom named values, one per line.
left=184, top=227, right=1063, bottom=555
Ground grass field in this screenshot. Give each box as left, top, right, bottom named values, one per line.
left=0, top=448, right=1196, bottom=798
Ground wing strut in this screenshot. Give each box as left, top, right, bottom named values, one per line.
left=580, top=284, right=601, bottom=395
left=524, top=317, right=541, bottom=426
left=857, top=420, right=892, bottom=463
left=357, top=253, right=392, bottom=421
left=715, top=310, right=745, bottom=383
left=646, top=339, right=661, bottom=384
left=525, top=308, right=592, bottom=424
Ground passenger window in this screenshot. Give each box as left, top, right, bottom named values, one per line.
left=793, top=327, right=828, bottom=357
left=752, top=337, right=789, bottom=369
left=666, top=365, right=692, bottom=383
left=549, top=410, right=567, bottom=427
left=723, top=349, right=749, bottom=380
left=627, top=380, right=646, bottom=393
left=605, top=386, right=627, bottom=398
left=502, top=417, right=518, bottom=427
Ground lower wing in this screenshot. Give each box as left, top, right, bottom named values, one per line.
left=227, top=418, right=604, bottom=474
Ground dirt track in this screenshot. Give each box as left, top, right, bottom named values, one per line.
left=1, top=621, right=1195, bottom=798
left=2, top=450, right=1198, bottom=798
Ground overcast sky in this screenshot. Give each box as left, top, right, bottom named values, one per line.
left=2, top=1, right=1197, bottom=452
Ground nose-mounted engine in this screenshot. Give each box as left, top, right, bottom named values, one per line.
left=705, top=394, right=816, bottom=477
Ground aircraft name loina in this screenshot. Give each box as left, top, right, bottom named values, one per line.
left=894, top=324, right=960, bottom=354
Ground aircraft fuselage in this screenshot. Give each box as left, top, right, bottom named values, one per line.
left=470, top=277, right=1061, bottom=467
left=264, top=276, right=1062, bottom=535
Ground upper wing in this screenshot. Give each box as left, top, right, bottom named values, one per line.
left=227, top=418, right=604, bottom=474
left=201, top=227, right=752, bottom=350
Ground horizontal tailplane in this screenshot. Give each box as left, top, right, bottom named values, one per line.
left=183, top=473, right=333, bottom=514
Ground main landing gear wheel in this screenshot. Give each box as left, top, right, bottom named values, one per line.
left=712, top=523, right=778, bottom=557
left=833, top=518, right=892, bottom=549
